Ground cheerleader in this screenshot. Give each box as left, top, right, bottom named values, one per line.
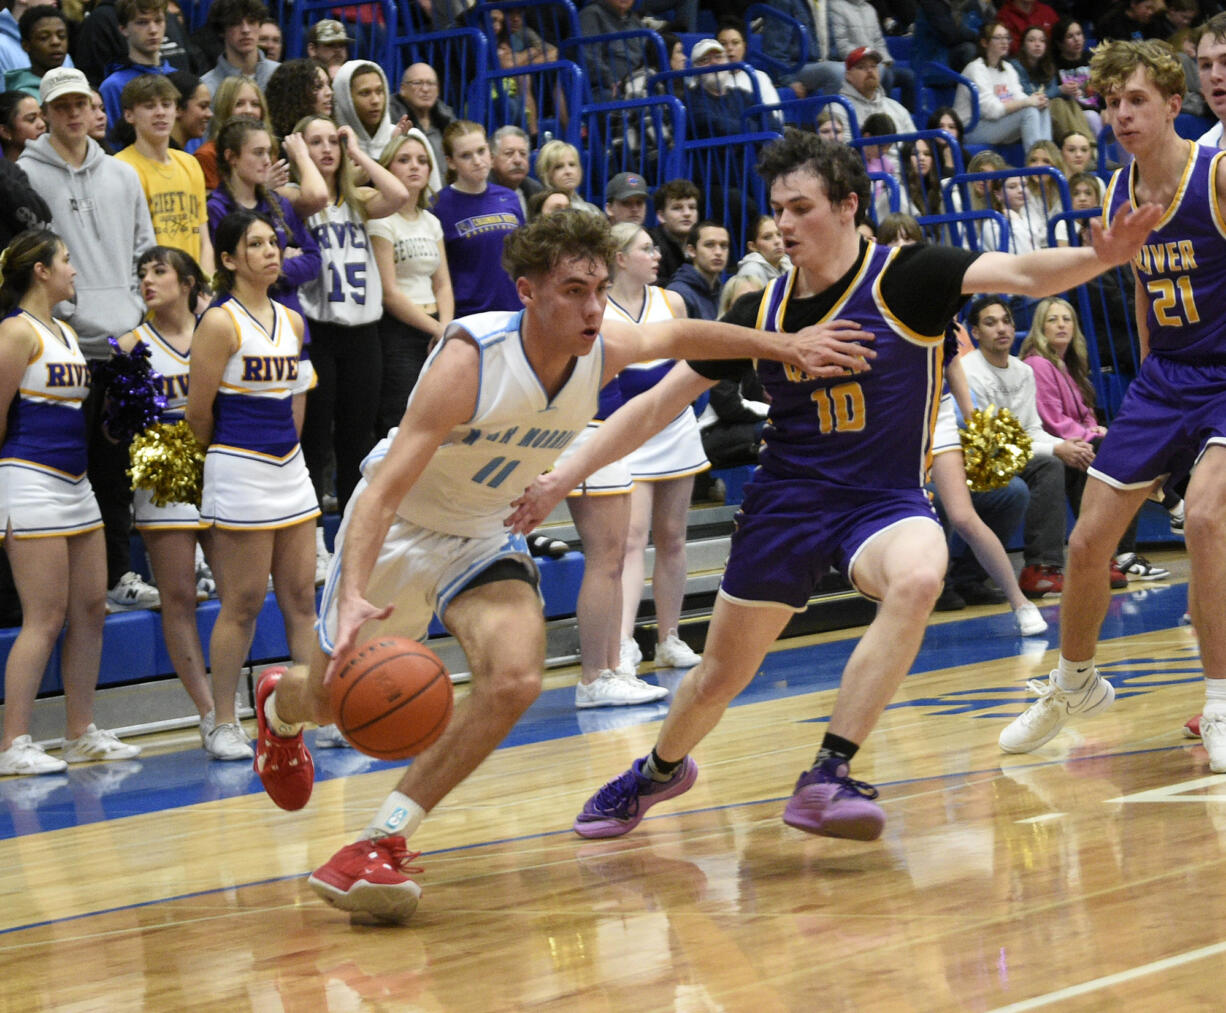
left=606, top=223, right=708, bottom=673
left=0, top=229, right=141, bottom=775
left=116, top=247, right=236, bottom=756
left=186, top=210, right=319, bottom=761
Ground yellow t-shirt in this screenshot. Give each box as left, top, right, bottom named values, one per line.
left=115, top=145, right=206, bottom=262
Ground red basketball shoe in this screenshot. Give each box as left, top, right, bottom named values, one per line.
left=308, top=835, right=423, bottom=923
left=1185, top=714, right=1202, bottom=739
left=254, top=666, right=314, bottom=811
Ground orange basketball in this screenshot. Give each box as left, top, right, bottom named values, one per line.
left=328, top=636, right=453, bottom=760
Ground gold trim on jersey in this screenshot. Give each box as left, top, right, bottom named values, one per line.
left=208, top=443, right=303, bottom=464
left=138, top=322, right=191, bottom=364
left=221, top=298, right=284, bottom=346
left=871, top=246, right=946, bottom=347
left=1127, top=139, right=1197, bottom=232
left=1210, top=150, right=1226, bottom=241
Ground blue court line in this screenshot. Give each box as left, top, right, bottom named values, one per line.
left=0, top=582, right=1191, bottom=841
left=0, top=739, right=1201, bottom=939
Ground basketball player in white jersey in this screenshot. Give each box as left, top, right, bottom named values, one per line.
left=251, top=210, right=878, bottom=923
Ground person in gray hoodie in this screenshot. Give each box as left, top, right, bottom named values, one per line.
left=19, top=66, right=159, bottom=608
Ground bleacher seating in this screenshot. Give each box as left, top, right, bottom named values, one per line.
left=282, top=0, right=397, bottom=68
left=580, top=95, right=687, bottom=207
left=391, top=28, right=491, bottom=120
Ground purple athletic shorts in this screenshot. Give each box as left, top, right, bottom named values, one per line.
left=719, top=471, right=940, bottom=610
left=1089, top=357, right=1226, bottom=489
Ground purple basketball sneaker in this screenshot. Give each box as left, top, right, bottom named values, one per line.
left=782, top=757, right=885, bottom=840
left=574, top=756, right=698, bottom=838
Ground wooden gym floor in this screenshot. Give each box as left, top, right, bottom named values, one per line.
left=2, top=550, right=1221, bottom=1011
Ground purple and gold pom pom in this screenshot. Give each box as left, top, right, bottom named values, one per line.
left=93, top=337, right=167, bottom=443
left=128, top=420, right=205, bottom=507
left=959, top=405, right=1032, bottom=492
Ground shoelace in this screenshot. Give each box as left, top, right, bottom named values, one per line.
left=587, top=769, right=644, bottom=818
left=262, top=734, right=306, bottom=768
left=370, top=836, right=424, bottom=876
left=830, top=772, right=880, bottom=801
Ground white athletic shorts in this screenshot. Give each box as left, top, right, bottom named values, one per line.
left=201, top=444, right=320, bottom=531
left=317, top=482, right=542, bottom=655
left=624, top=407, right=709, bottom=482
left=0, top=462, right=102, bottom=540
left=560, top=422, right=633, bottom=498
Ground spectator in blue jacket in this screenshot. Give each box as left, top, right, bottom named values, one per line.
left=666, top=221, right=729, bottom=320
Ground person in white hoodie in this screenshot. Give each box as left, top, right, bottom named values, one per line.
left=19, top=66, right=160, bottom=612
left=332, top=61, right=394, bottom=157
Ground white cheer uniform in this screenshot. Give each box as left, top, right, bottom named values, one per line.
left=200, top=296, right=320, bottom=530
left=0, top=310, right=102, bottom=539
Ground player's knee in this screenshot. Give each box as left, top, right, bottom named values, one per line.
left=903, top=567, right=944, bottom=609
left=484, top=662, right=542, bottom=714
left=1067, top=523, right=1112, bottom=568
left=685, top=661, right=741, bottom=709
left=1184, top=495, right=1226, bottom=547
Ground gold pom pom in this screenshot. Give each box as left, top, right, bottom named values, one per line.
left=959, top=405, right=1032, bottom=492
left=128, top=420, right=205, bottom=508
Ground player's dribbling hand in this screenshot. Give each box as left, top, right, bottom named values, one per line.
left=1091, top=202, right=1163, bottom=266
left=323, top=595, right=395, bottom=686
left=791, top=319, right=876, bottom=377
left=506, top=470, right=571, bottom=534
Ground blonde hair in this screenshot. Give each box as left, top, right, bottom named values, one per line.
left=1019, top=296, right=1096, bottom=408
left=1088, top=39, right=1185, bottom=101
left=293, top=114, right=368, bottom=221
left=378, top=132, right=434, bottom=210
left=967, top=149, right=1009, bottom=211
left=208, top=75, right=271, bottom=140
left=1025, top=140, right=1068, bottom=207
left=535, top=139, right=583, bottom=194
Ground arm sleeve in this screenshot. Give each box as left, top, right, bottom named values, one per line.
left=966, top=62, right=1007, bottom=120
left=878, top=243, right=981, bottom=336
left=687, top=288, right=759, bottom=382
left=277, top=198, right=323, bottom=290
left=1014, top=363, right=1057, bottom=456
left=1026, top=355, right=1085, bottom=439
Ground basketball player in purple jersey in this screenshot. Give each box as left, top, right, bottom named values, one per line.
left=509, top=131, right=1159, bottom=841
left=999, top=40, right=1226, bottom=767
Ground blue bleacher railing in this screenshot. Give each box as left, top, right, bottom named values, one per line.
left=742, top=94, right=860, bottom=138
left=677, top=130, right=781, bottom=257
left=391, top=27, right=490, bottom=122
left=558, top=30, right=669, bottom=105
left=579, top=95, right=687, bottom=208
left=284, top=0, right=398, bottom=69
left=918, top=62, right=979, bottom=132
left=481, top=59, right=585, bottom=149
left=745, top=3, right=810, bottom=82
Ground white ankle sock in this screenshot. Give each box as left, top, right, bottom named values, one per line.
left=1054, top=656, right=1095, bottom=691
left=264, top=690, right=304, bottom=738
left=1205, top=678, right=1226, bottom=714
left=363, top=791, right=426, bottom=840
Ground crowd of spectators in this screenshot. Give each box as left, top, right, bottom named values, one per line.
left=0, top=0, right=1208, bottom=773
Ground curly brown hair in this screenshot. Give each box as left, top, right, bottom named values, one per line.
left=756, top=128, right=870, bottom=217
left=502, top=208, right=618, bottom=282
